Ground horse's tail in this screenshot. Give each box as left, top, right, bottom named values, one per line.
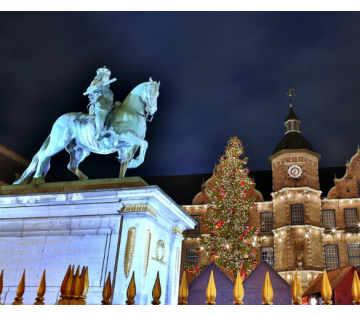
left=13, top=135, right=51, bottom=185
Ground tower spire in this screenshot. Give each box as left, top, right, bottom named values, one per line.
left=287, top=89, right=295, bottom=107
left=284, top=89, right=301, bottom=134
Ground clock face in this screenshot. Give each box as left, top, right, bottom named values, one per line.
left=288, top=165, right=302, bottom=178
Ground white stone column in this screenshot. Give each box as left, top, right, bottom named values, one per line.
left=165, top=227, right=184, bottom=305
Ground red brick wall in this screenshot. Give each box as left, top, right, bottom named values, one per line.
left=270, top=150, right=320, bottom=192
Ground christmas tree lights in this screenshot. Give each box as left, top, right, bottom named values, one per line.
left=199, top=136, right=263, bottom=275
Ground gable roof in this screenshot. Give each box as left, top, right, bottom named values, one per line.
left=303, top=266, right=356, bottom=296
left=243, top=261, right=291, bottom=290
left=216, top=263, right=236, bottom=283
left=188, top=262, right=235, bottom=290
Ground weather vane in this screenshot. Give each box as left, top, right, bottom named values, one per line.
left=287, top=88, right=295, bottom=106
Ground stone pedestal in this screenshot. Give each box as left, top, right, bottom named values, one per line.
left=0, top=178, right=195, bottom=305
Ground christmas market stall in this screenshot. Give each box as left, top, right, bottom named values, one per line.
left=302, top=266, right=360, bottom=305
left=242, top=261, right=292, bottom=305
left=187, top=262, right=236, bottom=305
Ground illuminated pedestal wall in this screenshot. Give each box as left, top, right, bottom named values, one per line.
left=0, top=183, right=195, bottom=305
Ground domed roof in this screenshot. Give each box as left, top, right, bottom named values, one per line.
left=273, top=131, right=315, bottom=154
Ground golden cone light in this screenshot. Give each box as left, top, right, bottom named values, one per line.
left=12, top=270, right=25, bottom=305
left=179, top=271, right=189, bottom=305
left=57, top=265, right=88, bottom=305
left=291, top=269, right=302, bottom=305
left=352, top=271, right=360, bottom=305
left=0, top=270, right=3, bottom=305
left=262, top=271, right=273, bottom=305
left=151, top=271, right=161, bottom=305
left=101, top=272, right=112, bottom=305
left=205, top=270, right=216, bottom=305
left=233, top=270, right=244, bottom=305
left=34, top=270, right=46, bottom=305
left=321, top=269, right=332, bottom=305
left=126, top=271, right=136, bottom=305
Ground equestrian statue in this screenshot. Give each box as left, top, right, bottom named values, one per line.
left=14, top=67, right=160, bottom=185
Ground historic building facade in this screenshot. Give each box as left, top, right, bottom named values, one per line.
left=180, top=100, right=360, bottom=290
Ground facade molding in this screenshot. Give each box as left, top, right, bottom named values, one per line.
left=121, top=204, right=157, bottom=218
left=271, top=186, right=322, bottom=197
left=284, top=130, right=301, bottom=135
left=269, top=149, right=321, bottom=164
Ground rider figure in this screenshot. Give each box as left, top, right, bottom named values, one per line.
left=86, top=66, right=114, bottom=139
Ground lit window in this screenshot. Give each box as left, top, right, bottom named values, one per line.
left=290, top=121, right=294, bottom=130
left=348, top=244, right=360, bottom=269
left=344, top=209, right=358, bottom=228
left=322, top=210, right=336, bottom=229
left=291, top=204, right=304, bottom=225
left=187, top=215, right=200, bottom=234
left=261, top=247, right=274, bottom=267
left=324, top=245, right=339, bottom=270
left=186, top=248, right=198, bottom=265
left=261, top=213, right=274, bottom=232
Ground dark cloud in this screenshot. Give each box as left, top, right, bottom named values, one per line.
left=0, top=12, right=359, bottom=181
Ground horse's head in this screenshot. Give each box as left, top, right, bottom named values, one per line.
left=129, top=78, right=160, bottom=121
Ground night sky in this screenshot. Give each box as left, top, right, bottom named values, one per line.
left=1, top=12, right=360, bottom=181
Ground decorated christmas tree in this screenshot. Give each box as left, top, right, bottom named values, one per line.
left=199, top=136, right=263, bottom=275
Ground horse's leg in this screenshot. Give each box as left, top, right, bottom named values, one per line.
left=118, top=131, right=148, bottom=169
left=34, top=140, right=71, bottom=182
left=34, top=120, right=75, bottom=181
left=42, top=157, right=51, bottom=180
left=66, top=141, right=90, bottom=180
left=118, top=146, right=138, bottom=178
